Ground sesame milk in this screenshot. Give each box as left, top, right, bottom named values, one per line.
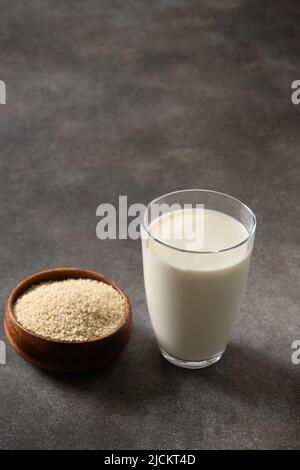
left=142, top=209, right=251, bottom=362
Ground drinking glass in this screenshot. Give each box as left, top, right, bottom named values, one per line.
left=141, top=189, right=256, bottom=369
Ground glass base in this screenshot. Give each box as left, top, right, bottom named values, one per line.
left=160, top=347, right=224, bottom=369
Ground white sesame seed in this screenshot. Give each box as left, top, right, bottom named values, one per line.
left=14, top=278, right=126, bottom=342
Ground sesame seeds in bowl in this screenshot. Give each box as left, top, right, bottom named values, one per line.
left=4, top=268, right=132, bottom=372
left=14, top=278, right=127, bottom=342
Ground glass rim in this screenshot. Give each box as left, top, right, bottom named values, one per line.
left=141, top=189, right=256, bottom=254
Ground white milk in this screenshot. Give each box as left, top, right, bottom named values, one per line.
left=142, top=209, right=252, bottom=361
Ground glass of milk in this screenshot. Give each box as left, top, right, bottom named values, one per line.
left=141, top=189, right=256, bottom=369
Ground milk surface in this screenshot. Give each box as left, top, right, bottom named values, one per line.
left=142, top=209, right=252, bottom=361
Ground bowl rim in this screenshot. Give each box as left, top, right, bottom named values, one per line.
left=6, top=267, right=132, bottom=344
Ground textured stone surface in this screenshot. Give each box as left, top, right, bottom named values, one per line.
left=0, top=0, right=299, bottom=450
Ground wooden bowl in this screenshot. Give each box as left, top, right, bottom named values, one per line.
left=4, top=268, right=132, bottom=373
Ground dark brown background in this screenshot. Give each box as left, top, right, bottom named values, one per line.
left=0, top=0, right=299, bottom=449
